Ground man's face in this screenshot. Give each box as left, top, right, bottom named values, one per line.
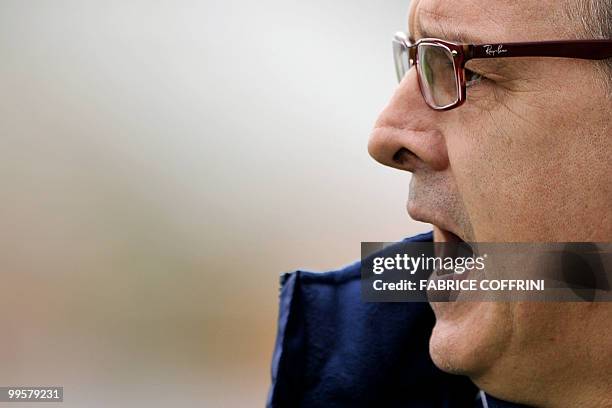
left=369, top=0, right=611, bottom=402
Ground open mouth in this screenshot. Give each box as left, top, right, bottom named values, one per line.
left=434, top=226, right=466, bottom=244
left=432, top=226, right=475, bottom=278
left=428, top=227, right=480, bottom=303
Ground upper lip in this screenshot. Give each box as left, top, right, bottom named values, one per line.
left=406, top=203, right=465, bottom=242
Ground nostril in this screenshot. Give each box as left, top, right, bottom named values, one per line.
left=393, top=147, right=417, bottom=166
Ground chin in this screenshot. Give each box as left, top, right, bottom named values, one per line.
left=428, top=302, right=512, bottom=378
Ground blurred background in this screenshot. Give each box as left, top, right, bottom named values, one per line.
left=0, top=0, right=427, bottom=406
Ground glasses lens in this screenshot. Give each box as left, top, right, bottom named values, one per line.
left=417, top=43, right=458, bottom=108
left=393, top=40, right=411, bottom=83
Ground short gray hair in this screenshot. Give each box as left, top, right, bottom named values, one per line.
left=573, top=0, right=612, bottom=79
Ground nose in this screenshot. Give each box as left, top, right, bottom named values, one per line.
left=368, top=68, right=449, bottom=172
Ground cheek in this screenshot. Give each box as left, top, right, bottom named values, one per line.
left=444, top=117, right=524, bottom=241
left=443, top=92, right=599, bottom=241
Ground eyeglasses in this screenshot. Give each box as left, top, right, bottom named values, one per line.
left=393, top=32, right=612, bottom=111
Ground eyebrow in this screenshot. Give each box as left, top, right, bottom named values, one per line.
left=411, top=8, right=482, bottom=44
left=418, top=24, right=473, bottom=43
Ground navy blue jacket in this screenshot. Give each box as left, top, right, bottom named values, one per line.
left=268, top=232, right=530, bottom=408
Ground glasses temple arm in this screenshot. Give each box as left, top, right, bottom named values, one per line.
left=466, top=40, right=612, bottom=61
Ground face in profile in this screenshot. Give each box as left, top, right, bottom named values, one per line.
left=368, top=0, right=611, bottom=405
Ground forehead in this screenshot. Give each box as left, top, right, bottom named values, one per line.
left=408, top=0, right=571, bottom=43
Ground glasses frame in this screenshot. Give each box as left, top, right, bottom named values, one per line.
left=393, top=32, right=612, bottom=111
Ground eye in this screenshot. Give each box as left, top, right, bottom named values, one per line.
left=465, top=69, right=484, bottom=87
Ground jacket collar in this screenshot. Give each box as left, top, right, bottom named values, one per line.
left=268, top=231, right=530, bottom=408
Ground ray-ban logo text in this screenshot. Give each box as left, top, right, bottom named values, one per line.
left=483, top=44, right=508, bottom=56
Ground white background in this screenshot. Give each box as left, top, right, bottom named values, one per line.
left=0, top=1, right=426, bottom=406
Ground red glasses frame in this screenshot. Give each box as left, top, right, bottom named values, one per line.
left=393, top=32, right=612, bottom=111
